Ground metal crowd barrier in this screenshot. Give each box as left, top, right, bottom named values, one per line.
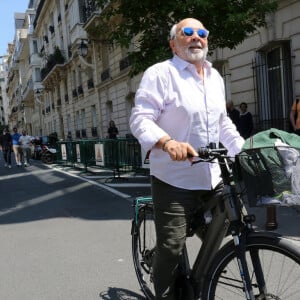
left=55, top=138, right=143, bottom=177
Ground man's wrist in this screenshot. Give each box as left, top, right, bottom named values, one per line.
left=162, top=138, right=174, bottom=151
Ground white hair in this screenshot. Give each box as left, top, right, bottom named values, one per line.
left=169, top=24, right=177, bottom=40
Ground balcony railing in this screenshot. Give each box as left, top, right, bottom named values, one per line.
left=41, top=48, right=66, bottom=80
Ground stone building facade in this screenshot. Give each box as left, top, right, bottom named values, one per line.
left=5, top=0, right=141, bottom=139
left=0, top=55, right=10, bottom=127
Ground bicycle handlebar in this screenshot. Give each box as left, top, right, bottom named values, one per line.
left=189, top=147, right=229, bottom=165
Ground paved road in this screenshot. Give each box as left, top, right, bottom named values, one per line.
left=1, top=159, right=300, bottom=300
left=0, top=160, right=147, bottom=300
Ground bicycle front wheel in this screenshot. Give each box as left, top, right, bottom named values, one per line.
left=132, top=203, right=156, bottom=300
left=202, top=233, right=300, bottom=300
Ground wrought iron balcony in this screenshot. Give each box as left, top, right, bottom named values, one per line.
left=41, top=48, right=66, bottom=80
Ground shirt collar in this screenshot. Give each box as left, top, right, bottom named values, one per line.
left=172, top=54, right=212, bottom=72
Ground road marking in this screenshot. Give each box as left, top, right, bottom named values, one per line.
left=106, top=183, right=151, bottom=188
left=84, top=175, right=148, bottom=179
left=50, top=166, right=132, bottom=199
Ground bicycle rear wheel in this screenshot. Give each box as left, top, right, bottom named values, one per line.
left=202, top=233, right=300, bottom=299
left=132, top=202, right=156, bottom=299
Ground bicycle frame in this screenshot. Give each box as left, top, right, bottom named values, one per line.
left=190, top=150, right=260, bottom=299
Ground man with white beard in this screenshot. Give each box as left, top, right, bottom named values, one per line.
left=130, top=18, right=244, bottom=300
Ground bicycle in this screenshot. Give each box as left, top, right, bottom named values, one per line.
left=131, top=146, right=300, bottom=299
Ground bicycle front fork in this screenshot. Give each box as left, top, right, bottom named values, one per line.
left=223, top=185, right=257, bottom=300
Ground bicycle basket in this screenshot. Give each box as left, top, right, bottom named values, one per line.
left=236, top=146, right=300, bottom=207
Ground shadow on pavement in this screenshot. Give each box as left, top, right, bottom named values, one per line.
left=99, top=287, right=145, bottom=299
left=0, top=160, right=134, bottom=224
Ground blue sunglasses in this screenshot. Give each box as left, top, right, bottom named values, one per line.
left=182, top=27, right=209, bottom=39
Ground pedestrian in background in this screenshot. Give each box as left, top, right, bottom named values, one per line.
left=0, top=127, right=12, bottom=168
left=226, top=100, right=240, bottom=130
left=11, top=127, right=22, bottom=166
left=107, top=120, right=119, bottom=139
left=289, top=98, right=300, bottom=135
left=18, top=130, right=32, bottom=167
left=239, top=102, right=253, bottom=139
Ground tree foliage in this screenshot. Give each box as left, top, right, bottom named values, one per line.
left=94, top=0, right=278, bottom=76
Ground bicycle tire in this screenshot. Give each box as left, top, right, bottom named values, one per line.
left=132, top=204, right=156, bottom=300
left=201, top=233, right=300, bottom=299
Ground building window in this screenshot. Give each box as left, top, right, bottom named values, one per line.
left=213, top=60, right=231, bottom=102
left=106, top=100, right=113, bottom=119
left=72, top=69, right=77, bottom=92
left=67, top=114, right=71, bottom=133
left=33, top=40, right=38, bottom=53
left=87, top=67, right=94, bottom=89
left=53, top=119, right=57, bottom=133
left=35, top=68, right=41, bottom=82
left=125, top=92, right=135, bottom=118
left=101, top=69, right=110, bottom=82
left=75, top=111, right=80, bottom=138
left=91, top=105, right=97, bottom=137
left=119, top=56, right=130, bottom=71
left=253, top=41, right=293, bottom=131
left=78, top=66, right=83, bottom=86
left=91, top=105, right=97, bottom=127
left=81, top=109, right=86, bottom=131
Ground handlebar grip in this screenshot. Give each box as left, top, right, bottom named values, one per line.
left=187, top=153, right=195, bottom=158
left=188, top=147, right=228, bottom=160
left=187, top=148, right=210, bottom=159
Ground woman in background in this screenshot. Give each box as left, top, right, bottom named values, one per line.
left=107, top=120, right=119, bottom=139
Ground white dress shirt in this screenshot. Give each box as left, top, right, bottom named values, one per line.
left=19, top=135, right=32, bottom=149
left=130, top=55, right=244, bottom=190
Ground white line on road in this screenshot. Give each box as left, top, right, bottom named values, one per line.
left=105, top=183, right=151, bottom=188
left=83, top=175, right=148, bottom=179
left=50, top=166, right=132, bottom=199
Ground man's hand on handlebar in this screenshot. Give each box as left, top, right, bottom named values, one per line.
left=163, top=140, right=198, bottom=162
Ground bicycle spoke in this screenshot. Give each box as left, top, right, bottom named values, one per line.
left=203, top=236, right=300, bottom=300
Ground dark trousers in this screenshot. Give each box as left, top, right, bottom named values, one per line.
left=151, top=176, right=223, bottom=300
left=2, top=148, right=12, bottom=165
left=295, top=129, right=300, bottom=136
